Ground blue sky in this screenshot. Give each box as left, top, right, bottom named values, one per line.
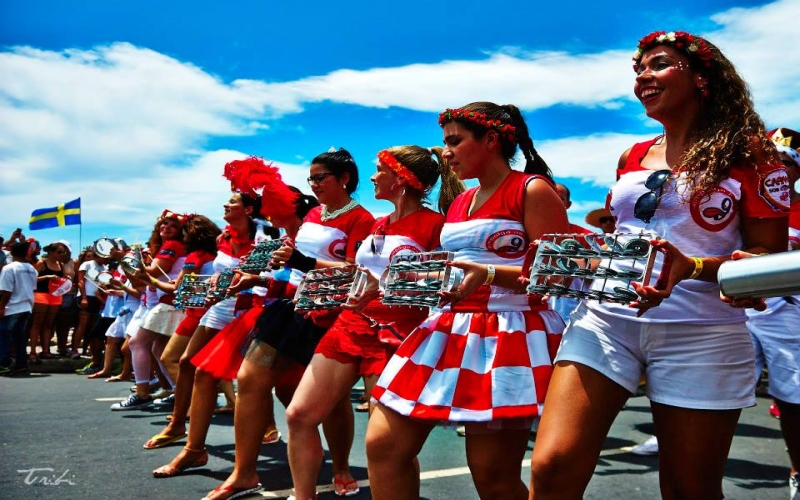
left=1, top=0, right=798, bottom=252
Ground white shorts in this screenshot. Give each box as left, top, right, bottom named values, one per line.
left=749, top=300, right=800, bottom=404
left=555, top=303, right=756, bottom=410
left=198, top=297, right=236, bottom=331
left=141, top=303, right=184, bottom=336
left=105, top=312, right=133, bottom=339
left=125, top=305, right=149, bottom=337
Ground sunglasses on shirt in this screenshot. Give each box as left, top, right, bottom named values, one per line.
left=633, top=169, right=671, bottom=224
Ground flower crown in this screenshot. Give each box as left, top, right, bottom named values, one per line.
left=378, top=150, right=425, bottom=191
left=438, top=108, right=516, bottom=144
left=633, top=31, right=715, bottom=69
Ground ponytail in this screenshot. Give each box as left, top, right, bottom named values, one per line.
left=429, top=146, right=465, bottom=214
left=502, top=104, right=553, bottom=180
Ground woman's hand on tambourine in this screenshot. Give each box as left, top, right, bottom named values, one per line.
left=342, top=268, right=380, bottom=312
left=270, top=240, right=296, bottom=268
left=227, top=270, right=260, bottom=295
left=719, top=250, right=767, bottom=311
left=437, top=260, right=487, bottom=306
left=629, top=238, right=694, bottom=317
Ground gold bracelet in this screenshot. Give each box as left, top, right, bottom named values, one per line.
left=150, top=277, right=159, bottom=285
left=688, top=257, right=703, bottom=280
left=484, top=264, right=496, bottom=285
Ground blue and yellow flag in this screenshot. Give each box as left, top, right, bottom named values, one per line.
left=28, top=198, right=82, bottom=230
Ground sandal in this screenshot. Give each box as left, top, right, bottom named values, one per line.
left=143, top=433, right=187, bottom=450
left=39, top=352, right=55, bottom=360
left=28, top=354, right=41, bottom=365
left=201, top=483, right=263, bottom=500
left=105, top=375, right=127, bottom=382
left=262, top=429, right=282, bottom=445
left=332, top=475, right=360, bottom=497
left=152, top=447, right=208, bottom=478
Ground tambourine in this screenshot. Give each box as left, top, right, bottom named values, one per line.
left=85, top=267, right=114, bottom=288
left=207, top=269, right=236, bottom=301
left=48, top=276, right=73, bottom=296
left=174, top=273, right=213, bottom=309
left=237, top=239, right=283, bottom=274
left=93, top=237, right=128, bottom=259
left=120, top=247, right=144, bottom=276
left=382, top=251, right=462, bottom=309
left=294, top=265, right=361, bottom=311
left=524, top=232, right=667, bottom=304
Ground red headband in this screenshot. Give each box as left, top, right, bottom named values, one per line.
left=159, top=209, right=194, bottom=224
left=378, top=150, right=425, bottom=191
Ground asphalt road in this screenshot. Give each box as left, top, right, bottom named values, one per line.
left=0, top=371, right=791, bottom=500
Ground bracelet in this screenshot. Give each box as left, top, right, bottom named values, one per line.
left=150, top=277, right=159, bottom=285
left=688, top=257, right=703, bottom=280
left=484, top=264, right=496, bottom=285
left=259, top=275, right=267, bottom=284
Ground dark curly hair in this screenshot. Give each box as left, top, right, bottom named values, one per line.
left=182, top=215, right=222, bottom=254
left=634, top=32, right=779, bottom=198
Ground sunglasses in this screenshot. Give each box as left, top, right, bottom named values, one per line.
left=598, top=216, right=614, bottom=224
left=306, top=172, right=335, bottom=186
left=634, top=169, right=671, bottom=224
left=370, top=225, right=386, bottom=255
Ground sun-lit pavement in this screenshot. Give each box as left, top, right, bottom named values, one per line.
left=0, top=372, right=790, bottom=500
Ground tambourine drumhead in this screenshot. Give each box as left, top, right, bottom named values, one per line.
left=120, top=256, right=143, bottom=275
left=113, top=238, right=128, bottom=250
left=93, top=238, right=116, bottom=258
left=95, top=272, right=114, bottom=285
left=48, top=277, right=73, bottom=296
left=85, top=267, right=100, bottom=281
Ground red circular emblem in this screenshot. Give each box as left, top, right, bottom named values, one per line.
left=328, top=238, right=347, bottom=259
left=486, top=229, right=528, bottom=259
left=689, top=187, right=737, bottom=232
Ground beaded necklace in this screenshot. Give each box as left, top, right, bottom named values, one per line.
left=320, top=198, right=359, bottom=221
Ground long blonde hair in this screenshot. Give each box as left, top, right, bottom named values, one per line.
left=383, top=145, right=465, bottom=214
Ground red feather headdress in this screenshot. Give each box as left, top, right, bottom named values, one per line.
left=223, top=156, right=299, bottom=221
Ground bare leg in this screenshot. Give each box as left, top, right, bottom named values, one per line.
left=154, top=326, right=218, bottom=438
left=208, top=347, right=283, bottom=496
left=160, top=334, right=190, bottom=390
left=39, top=305, right=59, bottom=356
left=529, top=361, right=631, bottom=500
left=88, top=337, right=123, bottom=378
left=652, top=401, right=740, bottom=500
left=286, top=354, right=360, bottom=499
left=366, top=403, right=434, bottom=500
left=219, top=379, right=236, bottom=409
left=28, top=303, right=48, bottom=361
left=467, top=428, right=530, bottom=500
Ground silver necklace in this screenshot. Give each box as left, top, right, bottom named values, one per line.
left=320, top=199, right=359, bottom=221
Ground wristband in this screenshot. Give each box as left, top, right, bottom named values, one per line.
left=150, top=277, right=159, bottom=285
left=688, top=257, right=703, bottom=280
left=285, top=249, right=317, bottom=272
left=484, top=264, right=496, bottom=285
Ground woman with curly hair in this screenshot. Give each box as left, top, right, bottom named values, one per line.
left=529, top=31, right=790, bottom=500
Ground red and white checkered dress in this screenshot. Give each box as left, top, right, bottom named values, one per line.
left=373, top=172, right=565, bottom=422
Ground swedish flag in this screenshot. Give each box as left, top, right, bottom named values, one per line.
left=28, top=198, right=82, bottom=230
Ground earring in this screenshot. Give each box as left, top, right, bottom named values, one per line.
left=342, top=184, right=347, bottom=189
left=700, top=85, right=710, bottom=97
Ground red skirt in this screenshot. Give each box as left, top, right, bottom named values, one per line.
left=191, top=306, right=261, bottom=380
left=373, top=308, right=564, bottom=423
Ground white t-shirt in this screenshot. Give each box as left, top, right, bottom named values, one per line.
left=0, top=261, right=37, bottom=315
left=79, top=260, right=107, bottom=297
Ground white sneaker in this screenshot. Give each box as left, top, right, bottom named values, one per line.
left=790, top=472, right=799, bottom=500
left=630, top=435, right=659, bottom=456
left=110, top=394, right=154, bottom=411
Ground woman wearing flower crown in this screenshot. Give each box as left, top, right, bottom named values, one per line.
left=365, top=102, right=569, bottom=500
left=283, top=145, right=464, bottom=499
left=202, top=148, right=374, bottom=500
left=529, top=31, right=790, bottom=500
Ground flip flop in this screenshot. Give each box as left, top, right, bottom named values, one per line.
left=105, top=375, right=127, bottom=382
left=261, top=429, right=282, bottom=445
left=143, top=433, right=187, bottom=450
left=332, top=476, right=360, bottom=497
left=213, top=405, right=235, bottom=415
left=201, top=483, right=263, bottom=500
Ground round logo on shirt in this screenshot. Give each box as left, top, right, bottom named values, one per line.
left=389, top=245, right=421, bottom=261
left=689, top=186, right=737, bottom=232
left=486, top=229, right=528, bottom=259
left=759, top=168, right=791, bottom=211
left=328, top=238, right=347, bottom=260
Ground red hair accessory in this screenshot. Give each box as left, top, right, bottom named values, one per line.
left=438, top=108, right=516, bottom=144
left=159, top=209, right=194, bottom=224
left=633, top=31, right=715, bottom=70
left=378, top=150, right=426, bottom=191
left=223, top=156, right=300, bottom=221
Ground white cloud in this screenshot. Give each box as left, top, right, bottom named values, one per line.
left=1, top=0, right=798, bottom=233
